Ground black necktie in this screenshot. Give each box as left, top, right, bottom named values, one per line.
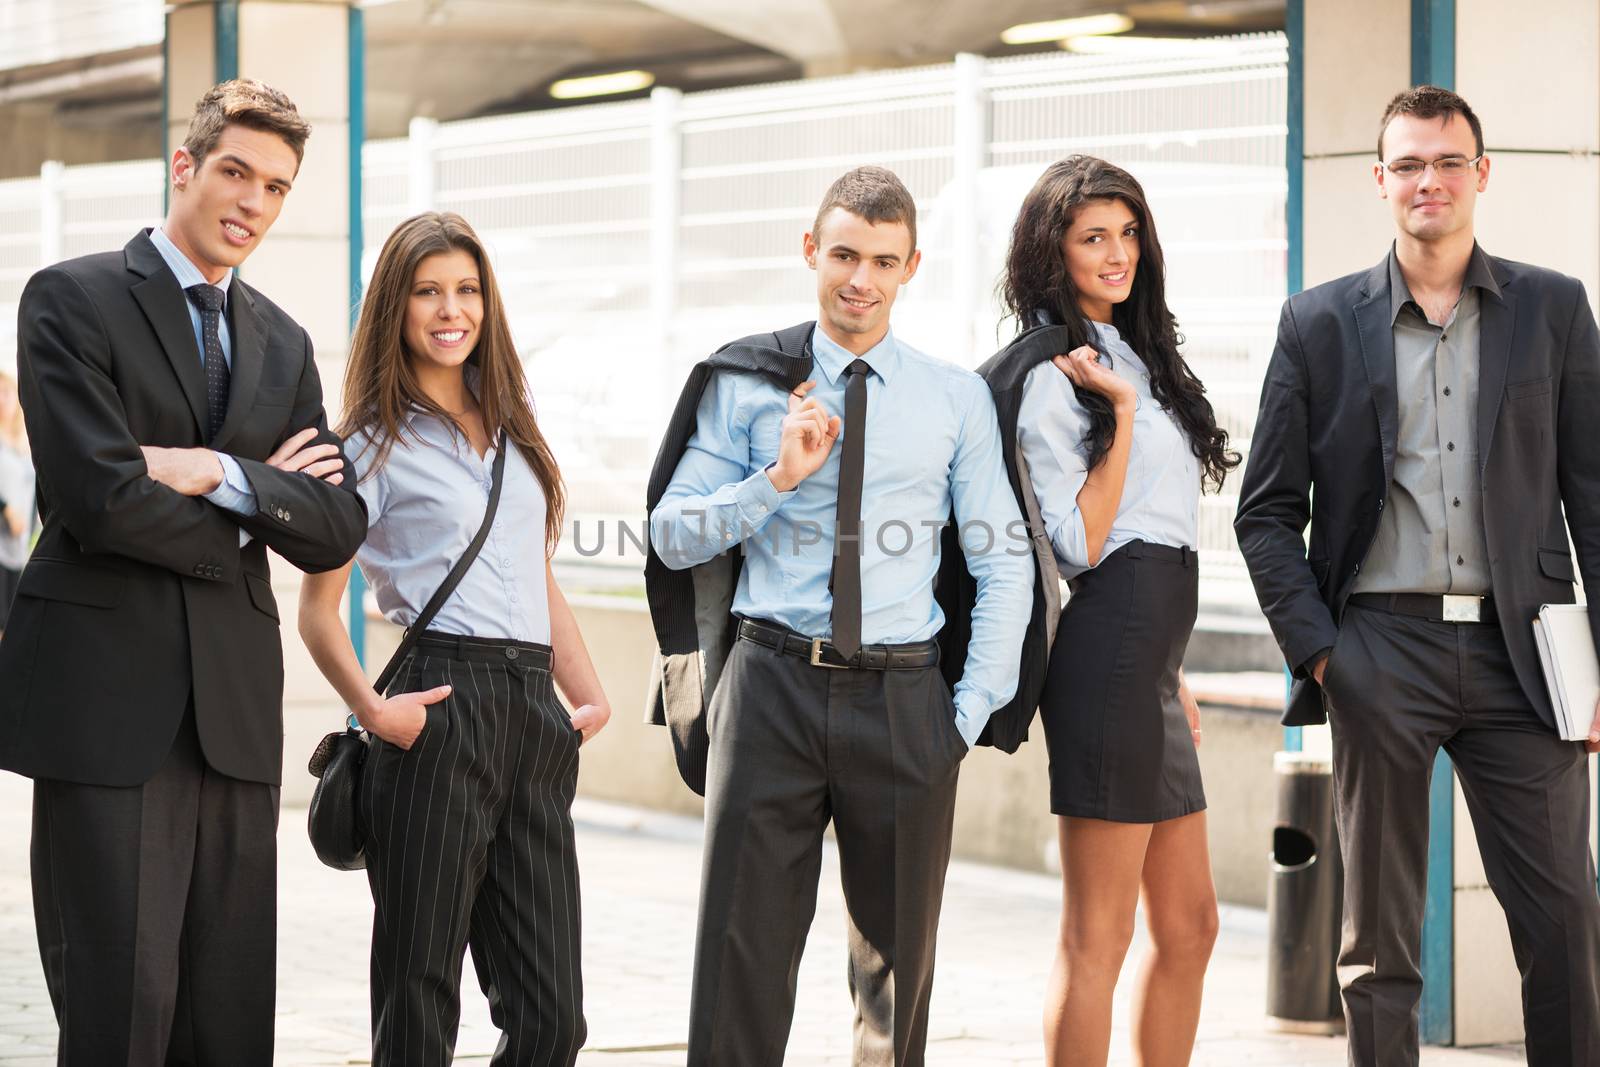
left=186, top=283, right=229, bottom=442
left=831, top=358, right=870, bottom=659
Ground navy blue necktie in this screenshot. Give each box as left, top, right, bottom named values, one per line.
left=186, top=283, right=229, bottom=442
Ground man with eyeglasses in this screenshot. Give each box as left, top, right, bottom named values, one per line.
left=1236, top=85, right=1600, bottom=1065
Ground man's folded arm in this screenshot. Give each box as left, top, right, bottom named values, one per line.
left=18, top=267, right=242, bottom=578
left=230, top=328, right=367, bottom=573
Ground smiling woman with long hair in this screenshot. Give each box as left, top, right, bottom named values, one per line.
left=1003, top=156, right=1237, bottom=1067
left=297, top=211, right=609, bottom=1066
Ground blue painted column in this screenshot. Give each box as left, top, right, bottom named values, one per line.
left=213, top=0, right=239, bottom=83
left=1409, top=0, right=1457, bottom=1044
left=347, top=3, right=367, bottom=669
left=1282, top=0, right=1304, bottom=756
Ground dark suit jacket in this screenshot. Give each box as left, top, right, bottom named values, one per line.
left=933, top=323, right=1068, bottom=752
left=644, top=322, right=814, bottom=795
left=0, top=230, right=368, bottom=787
left=1234, top=245, right=1600, bottom=727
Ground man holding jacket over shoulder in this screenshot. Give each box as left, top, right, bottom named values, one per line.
left=647, top=166, right=1033, bottom=1065
left=0, top=80, right=366, bottom=1065
left=1235, top=86, right=1600, bottom=1066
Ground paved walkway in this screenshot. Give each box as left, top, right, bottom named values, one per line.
left=0, top=773, right=1522, bottom=1065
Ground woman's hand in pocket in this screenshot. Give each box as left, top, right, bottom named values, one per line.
left=570, top=702, right=612, bottom=746
left=357, top=685, right=452, bottom=750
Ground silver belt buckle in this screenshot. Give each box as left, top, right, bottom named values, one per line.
left=1441, top=594, right=1482, bottom=623
left=809, top=637, right=849, bottom=669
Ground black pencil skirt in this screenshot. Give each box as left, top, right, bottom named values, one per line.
left=1040, top=540, right=1206, bottom=823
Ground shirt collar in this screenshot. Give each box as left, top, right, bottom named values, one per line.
left=403, top=363, right=483, bottom=427
left=1387, top=241, right=1500, bottom=325
left=148, top=225, right=234, bottom=301
left=810, top=325, right=900, bottom=386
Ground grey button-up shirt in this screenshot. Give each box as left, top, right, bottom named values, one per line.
left=1352, top=245, right=1498, bottom=596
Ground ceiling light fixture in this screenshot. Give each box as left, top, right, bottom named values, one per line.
left=549, top=69, right=656, bottom=100
left=1062, top=34, right=1226, bottom=55
left=1000, top=13, right=1136, bottom=45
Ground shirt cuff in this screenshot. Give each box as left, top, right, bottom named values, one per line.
left=952, top=689, right=984, bottom=749
left=735, top=467, right=792, bottom=526
left=204, top=453, right=259, bottom=517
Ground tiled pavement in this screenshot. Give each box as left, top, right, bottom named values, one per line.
left=0, top=773, right=1523, bottom=1065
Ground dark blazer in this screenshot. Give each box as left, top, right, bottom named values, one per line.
left=934, top=323, right=1068, bottom=752
left=1234, top=245, right=1600, bottom=727
left=0, top=230, right=367, bottom=787
left=644, top=321, right=813, bottom=795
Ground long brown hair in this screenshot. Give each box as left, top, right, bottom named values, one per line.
left=341, top=211, right=566, bottom=552
left=1000, top=155, right=1238, bottom=490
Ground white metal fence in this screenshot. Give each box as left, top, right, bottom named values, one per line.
left=2, top=36, right=1286, bottom=616
left=0, top=158, right=166, bottom=368
left=366, top=35, right=1287, bottom=611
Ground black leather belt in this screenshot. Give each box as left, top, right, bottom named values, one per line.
left=737, top=618, right=940, bottom=670
left=1347, top=592, right=1497, bottom=624
left=1121, top=541, right=1196, bottom=566
left=415, top=630, right=554, bottom=668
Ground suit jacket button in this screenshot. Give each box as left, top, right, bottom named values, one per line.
left=193, top=564, right=204, bottom=575
left=282, top=509, right=292, bottom=523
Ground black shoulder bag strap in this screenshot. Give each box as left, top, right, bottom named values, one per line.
left=371, top=428, right=508, bottom=696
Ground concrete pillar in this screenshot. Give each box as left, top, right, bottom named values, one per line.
left=1294, top=0, right=1600, bottom=1047
left=164, top=1, right=368, bottom=695
left=164, top=0, right=358, bottom=364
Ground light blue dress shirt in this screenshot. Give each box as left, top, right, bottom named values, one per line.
left=651, top=326, right=1034, bottom=747
left=1017, top=320, right=1200, bottom=580
left=147, top=226, right=256, bottom=519
left=347, top=385, right=552, bottom=644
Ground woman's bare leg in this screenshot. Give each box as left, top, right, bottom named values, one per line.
left=1045, top=816, right=1154, bottom=1067
left=1130, top=810, right=1218, bottom=1067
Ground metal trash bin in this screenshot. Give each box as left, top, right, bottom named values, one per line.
left=1266, top=750, right=1345, bottom=1034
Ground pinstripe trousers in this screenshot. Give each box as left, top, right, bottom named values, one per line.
left=360, top=634, right=585, bottom=1067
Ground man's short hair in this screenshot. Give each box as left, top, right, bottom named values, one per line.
left=1377, top=85, right=1484, bottom=159
left=182, top=79, right=311, bottom=169
left=812, top=166, right=918, bottom=252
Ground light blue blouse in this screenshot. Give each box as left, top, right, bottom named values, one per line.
left=1017, top=320, right=1199, bottom=581
left=347, top=391, right=551, bottom=644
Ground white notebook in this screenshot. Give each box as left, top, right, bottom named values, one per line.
left=1532, top=604, right=1599, bottom=742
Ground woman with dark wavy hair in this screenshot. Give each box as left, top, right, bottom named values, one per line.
left=1003, top=156, right=1237, bottom=1066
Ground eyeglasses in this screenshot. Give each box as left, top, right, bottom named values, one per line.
left=1378, top=154, right=1484, bottom=180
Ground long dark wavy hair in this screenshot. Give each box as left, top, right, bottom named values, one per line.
left=1000, top=155, right=1238, bottom=490
left=341, top=211, right=566, bottom=552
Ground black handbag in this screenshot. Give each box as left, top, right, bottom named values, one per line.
left=307, top=431, right=508, bottom=871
